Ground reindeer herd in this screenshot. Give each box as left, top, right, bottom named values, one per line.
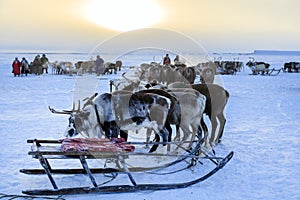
left=49, top=61, right=230, bottom=153
left=46, top=55, right=300, bottom=78
left=45, top=54, right=300, bottom=153
left=48, top=60, right=122, bottom=76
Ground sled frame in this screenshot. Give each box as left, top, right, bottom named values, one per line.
left=250, top=68, right=281, bottom=76
left=21, top=139, right=233, bottom=196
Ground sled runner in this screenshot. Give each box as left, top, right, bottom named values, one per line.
left=20, top=138, right=233, bottom=196
left=250, top=67, right=281, bottom=76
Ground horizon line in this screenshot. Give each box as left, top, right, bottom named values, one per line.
left=1, top=49, right=300, bottom=55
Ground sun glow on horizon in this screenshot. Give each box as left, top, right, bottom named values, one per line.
left=84, top=0, right=164, bottom=32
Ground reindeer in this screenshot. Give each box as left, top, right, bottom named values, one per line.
left=168, top=82, right=230, bottom=146
left=183, top=66, right=196, bottom=84
left=137, top=88, right=206, bottom=150
left=102, top=61, right=122, bottom=75
left=167, top=89, right=206, bottom=145
left=192, top=83, right=229, bottom=145
left=49, top=61, right=62, bottom=75
left=246, top=58, right=270, bottom=75
left=49, top=91, right=172, bottom=153
left=113, top=69, right=206, bottom=148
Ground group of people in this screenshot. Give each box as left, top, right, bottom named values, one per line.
left=12, top=54, right=49, bottom=77
left=163, top=54, right=183, bottom=66
left=12, top=53, right=181, bottom=77
left=12, top=57, right=29, bottom=77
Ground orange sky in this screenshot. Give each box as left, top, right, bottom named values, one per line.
left=0, top=0, right=299, bottom=53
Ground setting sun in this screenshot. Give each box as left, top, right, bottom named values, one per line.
left=84, top=0, right=164, bottom=32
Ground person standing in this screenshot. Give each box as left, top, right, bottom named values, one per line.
left=12, top=57, right=21, bottom=77
left=32, top=55, right=42, bottom=75
left=163, top=54, right=171, bottom=65
left=95, top=55, right=104, bottom=75
left=40, top=54, right=49, bottom=74
left=174, top=55, right=180, bottom=64
left=21, top=57, right=29, bottom=76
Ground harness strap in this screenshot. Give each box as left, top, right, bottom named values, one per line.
left=94, top=104, right=103, bottom=128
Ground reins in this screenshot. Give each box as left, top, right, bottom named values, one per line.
left=94, top=104, right=104, bottom=129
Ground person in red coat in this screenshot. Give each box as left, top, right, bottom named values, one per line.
left=163, top=54, right=171, bottom=65
left=12, top=57, right=21, bottom=76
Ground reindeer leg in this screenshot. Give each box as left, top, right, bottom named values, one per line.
left=174, top=124, right=181, bottom=141
left=145, top=128, right=152, bottom=148
left=188, top=124, right=200, bottom=149
left=210, top=115, right=218, bottom=146
left=181, top=125, right=190, bottom=142
left=172, top=125, right=190, bottom=152
left=196, top=124, right=203, bottom=140
left=161, top=127, right=169, bottom=146
left=166, top=123, right=172, bottom=142
left=216, top=112, right=226, bottom=143
left=200, top=117, right=209, bottom=142
left=166, top=123, right=172, bottom=152
left=149, top=134, right=160, bottom=153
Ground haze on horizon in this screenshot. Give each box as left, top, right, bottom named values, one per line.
left=0, top=0, right=299, bottom=53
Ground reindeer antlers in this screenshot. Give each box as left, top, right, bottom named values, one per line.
left=48, top=101, right=81, bottom=115
left=82, top=93, right=98, bottom=109
left=122, top=72, right=135, bottom=83
left=49, top=93, right=98, bottom=115
left=48, top=106, right=72, bottom=114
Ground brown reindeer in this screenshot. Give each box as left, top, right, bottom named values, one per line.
left=168, top=82, right=229, bottom=146
left=191, top=83, right=229, bottom=145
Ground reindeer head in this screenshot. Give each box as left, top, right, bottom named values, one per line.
left=49, top=93, right=104, bottom=138
left=67, top=104, right=100, bottom=138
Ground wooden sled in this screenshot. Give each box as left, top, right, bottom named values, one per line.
left=250, top=68, right=281, bottom=76
left=20, top=138, right=233, bottom=196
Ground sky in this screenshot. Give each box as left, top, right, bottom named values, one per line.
left=0, top=0, right=300, bottom=53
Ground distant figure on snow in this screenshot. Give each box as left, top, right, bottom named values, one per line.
left=173, top=55, right=186, bottom=67
left=95, top=55, right=104, bottom=75
left=163, top=54, right=171, bottom=65
left=40, top=54, right=49, bottom=74
left=174, top=55, right=180, bottom=64
left=21, top=57, right=29, bottom=76
left=32, top=55, right=42, bottom=75
left=12, top=57, right=21, bottom=77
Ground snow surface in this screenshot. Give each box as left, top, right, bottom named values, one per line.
left=0, top=52, right=299, bottom=199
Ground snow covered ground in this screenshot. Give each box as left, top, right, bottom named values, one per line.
left=0, top=52, right=299, bottom=199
